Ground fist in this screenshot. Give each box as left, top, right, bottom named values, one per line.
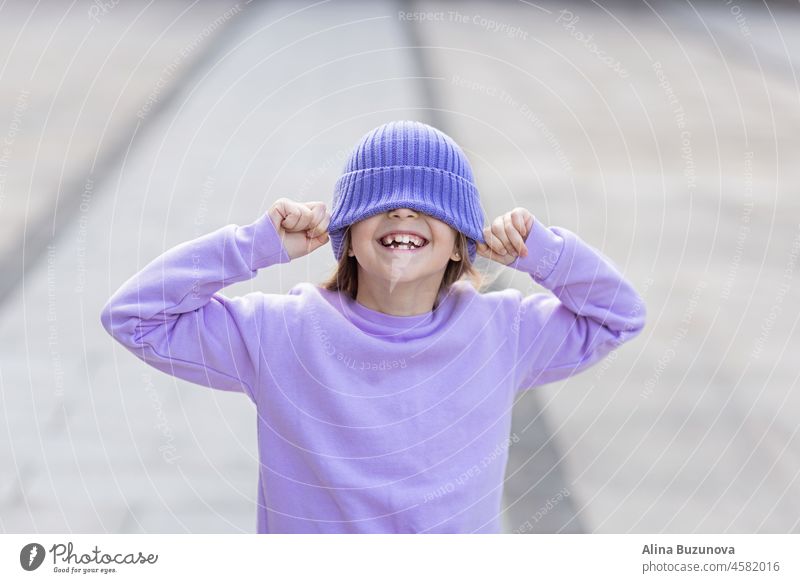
left=476, top=207, right=534, bottom=266
left=268, top=198, right=330, bottom=260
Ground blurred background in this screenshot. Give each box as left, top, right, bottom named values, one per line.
left=1, top=0, right=798, bottom=534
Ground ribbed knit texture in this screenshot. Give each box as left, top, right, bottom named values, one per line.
left=328, top=120, right=485, bottom=262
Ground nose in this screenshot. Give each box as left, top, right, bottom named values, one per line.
left=388, top=207, right=419, bottom=219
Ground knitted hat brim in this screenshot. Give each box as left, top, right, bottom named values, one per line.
left=328, top=167, right=486, bottom=263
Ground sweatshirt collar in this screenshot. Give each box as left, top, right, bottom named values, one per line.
left=315, top=284, right=457, bottom=336
left=346, top=296, right=436, bottom=329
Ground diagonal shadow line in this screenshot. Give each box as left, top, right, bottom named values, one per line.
left=0, top=1, right=258, bottom=305
left=395, top=0, right=444, bottom=129
left=396, top=0, right=584, bottom=533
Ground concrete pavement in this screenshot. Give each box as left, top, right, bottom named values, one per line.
left=1, top=0, right=798, bottom=534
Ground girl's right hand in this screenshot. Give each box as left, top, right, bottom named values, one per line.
left=267, top=198, right=330, bottom=260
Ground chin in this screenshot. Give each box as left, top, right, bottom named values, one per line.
left=380, top=267, right=424, bottom=282
left=389, top=264, right=447, bottom=282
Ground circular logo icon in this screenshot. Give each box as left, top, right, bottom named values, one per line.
left=20, top=543, right=46, bottom=571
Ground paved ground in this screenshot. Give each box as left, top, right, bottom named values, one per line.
left=1, top=0, right=798, bottom=533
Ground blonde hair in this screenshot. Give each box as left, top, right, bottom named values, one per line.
left=320, top=227, right=489, bottom=302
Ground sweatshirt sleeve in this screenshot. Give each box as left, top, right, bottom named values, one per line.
left=508, top=216, right=647, bottom=392
left=100, top=213, right=291, bottom=404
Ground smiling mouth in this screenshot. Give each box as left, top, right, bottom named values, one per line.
left=377, top=233, right=430, bottom=251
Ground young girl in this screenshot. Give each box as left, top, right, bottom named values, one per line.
left=101, top=120, right=646, bottom=533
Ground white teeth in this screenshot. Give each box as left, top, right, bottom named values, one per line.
left=380, top=233, right=426, bottom=247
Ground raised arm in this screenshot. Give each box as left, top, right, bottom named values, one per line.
left=100, top=212, right=291, bottom=403
left=507, top=216, right=647, bottom=392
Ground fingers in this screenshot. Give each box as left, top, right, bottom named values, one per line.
left=305, top=213, right=330, bottom=253
left=307, top=231, right=330, bottom=253
left=509, top=210, right=529, bottom=257
left=270, top=198, right=303, bottom=231
left=491, top=215, right=512, bottom=255
left=477, top=239, right=513, bottom=265
left=489, top=214, right=524, bottom=258
left=482, top=228, right=505, bottom=257
left=274, top=199, right=330, bottom=236
left=281, top=203, right=313, bottom=232
left=484, top=218, right=508, bottom=257
left=479, top=208, right=534, bottom=264
left=523, top=211, right=534, bottom=235
left=306, top=201, right=330, bottom=238
left=476, top=241, right=498, bottom=260
left=504, top=213, right=527, bottom=257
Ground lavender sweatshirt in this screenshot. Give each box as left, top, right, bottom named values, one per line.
left=100, top=212, right=646, bottom=533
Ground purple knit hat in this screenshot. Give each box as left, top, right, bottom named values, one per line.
left=328, top=120, right=485, bottom=262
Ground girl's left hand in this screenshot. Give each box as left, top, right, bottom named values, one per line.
left=476, top=207, right=534, bottom=265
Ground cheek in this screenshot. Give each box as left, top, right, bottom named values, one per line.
left=432, top=229, right=457, bottom=250
left=349, top=221, right=380, bottom=249
left=428, top=233, right=457, bottom=261
left=349, top=229, right=370, bottom=250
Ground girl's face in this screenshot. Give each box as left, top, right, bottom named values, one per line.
left=348, top=208, right=461, bottom=285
